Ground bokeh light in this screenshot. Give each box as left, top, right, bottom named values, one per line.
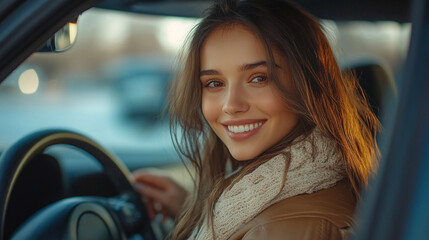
left=18, top=69, right=39, bottom=94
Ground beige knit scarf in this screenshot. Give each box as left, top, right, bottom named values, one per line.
left=189, top=128, right=346, bottom=240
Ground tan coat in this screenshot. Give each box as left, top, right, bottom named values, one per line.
left=229, top=181, right=356, bottom=240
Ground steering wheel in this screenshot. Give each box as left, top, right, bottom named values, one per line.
left=0, top=129, right=157, bottom=240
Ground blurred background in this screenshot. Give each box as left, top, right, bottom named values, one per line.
left=0, top=8, right=411, bottom=168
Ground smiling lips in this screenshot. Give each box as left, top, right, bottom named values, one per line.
left=227, top=122, right=262, bottom=133
left=223, top=120, right=265, bottom=140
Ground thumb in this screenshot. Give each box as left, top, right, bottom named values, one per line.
left=135, top=182, right=166, bottom=204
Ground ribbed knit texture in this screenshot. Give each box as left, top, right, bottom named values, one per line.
left=189, top=129, right=345, bottom=240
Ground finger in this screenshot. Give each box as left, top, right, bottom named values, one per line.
left=135, top=182, right=166, bottom=204
left=143, top=197, right=156, bottom=221
left=161, top=209, right=171, bottom=222
left=153, top=201, right=163, bottom=213
left=133, top=171, right=171, bottom=190
left=133, top=169, right=167, bottom=179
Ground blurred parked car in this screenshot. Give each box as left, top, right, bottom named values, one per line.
left=107, top=56, right=173, bottom=121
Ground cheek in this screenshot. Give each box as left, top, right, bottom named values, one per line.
left=201, top=92, right=221, bottom=124
left=253, top=87, right=285, bottom=111
left=258, top=88, right=298, bottom=130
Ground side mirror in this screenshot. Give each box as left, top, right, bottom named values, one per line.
left=38, top=21, right=78, bottom=52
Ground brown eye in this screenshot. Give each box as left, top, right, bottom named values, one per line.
left=205, top=80, right=224, bottom=88
left=250, top=76, right=267, bottom=83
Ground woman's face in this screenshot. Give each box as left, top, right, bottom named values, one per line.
left=200, top=24, right=298, bottom=160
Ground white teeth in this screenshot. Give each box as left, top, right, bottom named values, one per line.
left=227, top=122, right=263, bottom=133
left=239, top=126, right=244, bottom=132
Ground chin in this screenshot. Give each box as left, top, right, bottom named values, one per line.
left=230, top=150, right=260, bottom=161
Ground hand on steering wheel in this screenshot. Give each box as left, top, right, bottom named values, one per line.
left=133, top=170, right=188, bottom=221
left=0, top=129, right=157, bottom=240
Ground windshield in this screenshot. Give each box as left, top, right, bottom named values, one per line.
left=0, top=8, right=410, bottom=165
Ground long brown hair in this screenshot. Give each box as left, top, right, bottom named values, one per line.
left=168, top=0, right=379, bottom=239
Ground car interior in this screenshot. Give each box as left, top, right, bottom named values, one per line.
left=0, top=0, right=428, bottom=240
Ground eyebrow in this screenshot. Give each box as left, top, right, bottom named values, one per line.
left=199, top=69, right=220, bottom=76
left=239, top=61, right=268, bottom=71
left=200, top=61, right=278, bottom=77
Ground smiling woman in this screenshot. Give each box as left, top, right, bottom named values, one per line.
left=133, top=0, right=380, bottom=240
left=1, top=0, right=425, bottom=239
left=200, top=25, right=298, bottom=161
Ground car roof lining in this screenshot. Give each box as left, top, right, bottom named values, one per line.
left=95, top=0, right=411, bottom=22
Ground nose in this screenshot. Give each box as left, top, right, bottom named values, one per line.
left=222, top=84, right=249, bottom=115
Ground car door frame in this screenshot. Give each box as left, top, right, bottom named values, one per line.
left=0, top=0, right=100, bottom=82
left=352, top=0, right=429, bottom=239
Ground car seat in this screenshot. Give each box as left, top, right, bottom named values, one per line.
left=342, top=60, right=397, bottom=121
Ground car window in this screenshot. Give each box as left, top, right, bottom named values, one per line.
left=0, top=8, right=410, bottom=168
left=0, top=9, right=198, bottom=168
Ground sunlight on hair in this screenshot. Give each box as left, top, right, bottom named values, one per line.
left=156, top=17, right=199, bottom=53
left=18, top=69, right=39, bottom=94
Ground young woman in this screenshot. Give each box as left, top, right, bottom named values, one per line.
left=134, top=0, right=379, bottom=239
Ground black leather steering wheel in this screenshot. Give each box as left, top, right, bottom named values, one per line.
left=0, top=129, right=157, bottom=240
